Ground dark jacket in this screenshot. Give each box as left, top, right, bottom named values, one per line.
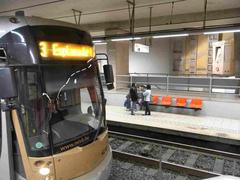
left=129, top=87, right=138, bottom=101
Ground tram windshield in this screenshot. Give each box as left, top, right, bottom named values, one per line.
left=16, top=63, right=104, bottom=156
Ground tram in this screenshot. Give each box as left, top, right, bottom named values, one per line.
left=0, top=12, right=114, bottom=180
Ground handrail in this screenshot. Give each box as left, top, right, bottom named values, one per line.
left=128, top=72, right=240, bottom=77
left=100, top=73, right=240, bottom=95
left=117, top=74, right=240, bottom=80
left=113, top=73, right=240, bottom=95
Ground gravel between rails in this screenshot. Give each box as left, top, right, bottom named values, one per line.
left=144, top=144, right=168, bottom=159
left=168, top=150, right=191, bottom=165
left=122, top=142, right=148, bottom=155
left=109, top=135, right=240, bottom=177
left=194, top=154, right=216, bottom=171
left=235, top=161, right=240, bottom=176
left=222, top=159, right=234, bottom=175
left=121, top=141, right=168, bottom=158
left=112, top=139, right=168, bottom=159
left=188, top=176, right=201, bottom=180
left=111, top=138, right=129, bottom=150
left=109, top=159, right=183, bottom=180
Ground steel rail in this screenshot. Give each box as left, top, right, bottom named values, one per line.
left=112, top=150, right=220, bottom=178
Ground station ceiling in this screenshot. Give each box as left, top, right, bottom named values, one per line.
left=0, top=0, right=240, bottom=34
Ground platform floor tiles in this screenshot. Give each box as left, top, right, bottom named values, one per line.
left=106, top=105, right=240, bottom=141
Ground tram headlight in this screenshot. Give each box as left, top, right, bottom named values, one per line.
left=39, top=167, right=50, bottom=176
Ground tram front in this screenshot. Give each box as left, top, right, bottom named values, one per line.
left=0, top=16, right=113, bottom=180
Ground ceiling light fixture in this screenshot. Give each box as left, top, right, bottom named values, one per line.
left=92, top=25, right=240, bottom=42
left=92, top=40, right=103, bottom=43
left=111, top=37, right=141, bottom=42
left=153, top=33, right=189, bottom=38
left=94, top=42, right=107, bottom=45
left=203, top=29, right=240, bottom=35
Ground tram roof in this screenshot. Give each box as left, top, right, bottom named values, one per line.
left=0, top=15, right=85, bottom=38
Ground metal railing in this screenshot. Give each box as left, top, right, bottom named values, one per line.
left=113, top=73, right=240, bottom=95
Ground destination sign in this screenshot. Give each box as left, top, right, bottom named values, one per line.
left=39, top=41, right=95, bottom=61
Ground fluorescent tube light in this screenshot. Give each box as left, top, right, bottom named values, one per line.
left=92, top=40, right=103, bottom=43
left=111, top=37, right=141, bottom=42
left=94, top=42, right=107, bottom=45
left=204, top=29, right=240, bottom=35
left=153, top=33, right=189, bottom=38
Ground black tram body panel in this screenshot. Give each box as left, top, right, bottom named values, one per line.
left=0, top=16, right=93, bottom=66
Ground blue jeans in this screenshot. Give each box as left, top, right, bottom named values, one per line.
left=144, top=101, right=151, bottom=115
left=131, top=101, right=137, bottom=115
left=124, top=98, right=131, bottom=109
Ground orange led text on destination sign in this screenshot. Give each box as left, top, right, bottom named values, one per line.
left=39, top=41, right=95, bottom=60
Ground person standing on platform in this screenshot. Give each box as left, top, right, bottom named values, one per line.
left=143, top=84, right=151, bottom=115
left=129, top=83, right=138, bottom=115
left=124, top=94, right=131, bottom=110
left=137, top=85, right=144, bottom=110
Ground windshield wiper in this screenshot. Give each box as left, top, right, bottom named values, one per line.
left=56, top=62, right=93, bottom=101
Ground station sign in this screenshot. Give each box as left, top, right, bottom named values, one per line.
left=134, top=43, right=149, bottom=53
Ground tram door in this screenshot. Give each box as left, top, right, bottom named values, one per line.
left=0, top=67, right=17, bottom=180
left=0, top=103, right=14, bottom=180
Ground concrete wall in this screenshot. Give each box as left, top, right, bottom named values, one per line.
left=96, top=44, right=107, bottom=54
left=96, top=34, right=240, bottom=75
left=220, top=33, right=235, bottom=75
left=95, top=44, right=107, bottom=73
left=96, top=39, right=172, bottom=74
left=106, top=41, right=129, bottom=89
left=235, top=33, right=240, bottom=74
left=129, top=38, right=171, bottom=74
left=115, top=42, right=129, bottom=76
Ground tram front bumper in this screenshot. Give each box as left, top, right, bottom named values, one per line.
left=72, top=147, right=112, bottom=180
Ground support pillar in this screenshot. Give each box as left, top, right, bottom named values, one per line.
left=105, top=29, right=130, bottom=89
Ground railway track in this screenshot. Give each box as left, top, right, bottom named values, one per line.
left=112, top=150, right=220, bottom=179
left=109, top=131, right=240, bottom=179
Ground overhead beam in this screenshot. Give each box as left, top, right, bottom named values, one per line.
left=79, top=8, right=240, bottom=33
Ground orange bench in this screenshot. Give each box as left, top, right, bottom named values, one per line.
left=151, top=95, right=159, bottom=104
left=190, top=98, right=203, bottom=109
left=160, top=96, right=172, bottom=106
left=176, top=97, right=187, bottom=107
left=150, top=96, right=202, bottom=110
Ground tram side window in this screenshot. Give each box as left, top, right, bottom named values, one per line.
left=26, top=72, right=46, bottom=136
left=0, top=48, right=7, bottom=62
left=0, top=47, right=8, bottom=154
left=17, top=69, right=47, bottom=139
left=0, top=46, right=6, bottom=153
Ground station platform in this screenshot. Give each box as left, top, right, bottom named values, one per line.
left=106, top=105, right=240, bottom=146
